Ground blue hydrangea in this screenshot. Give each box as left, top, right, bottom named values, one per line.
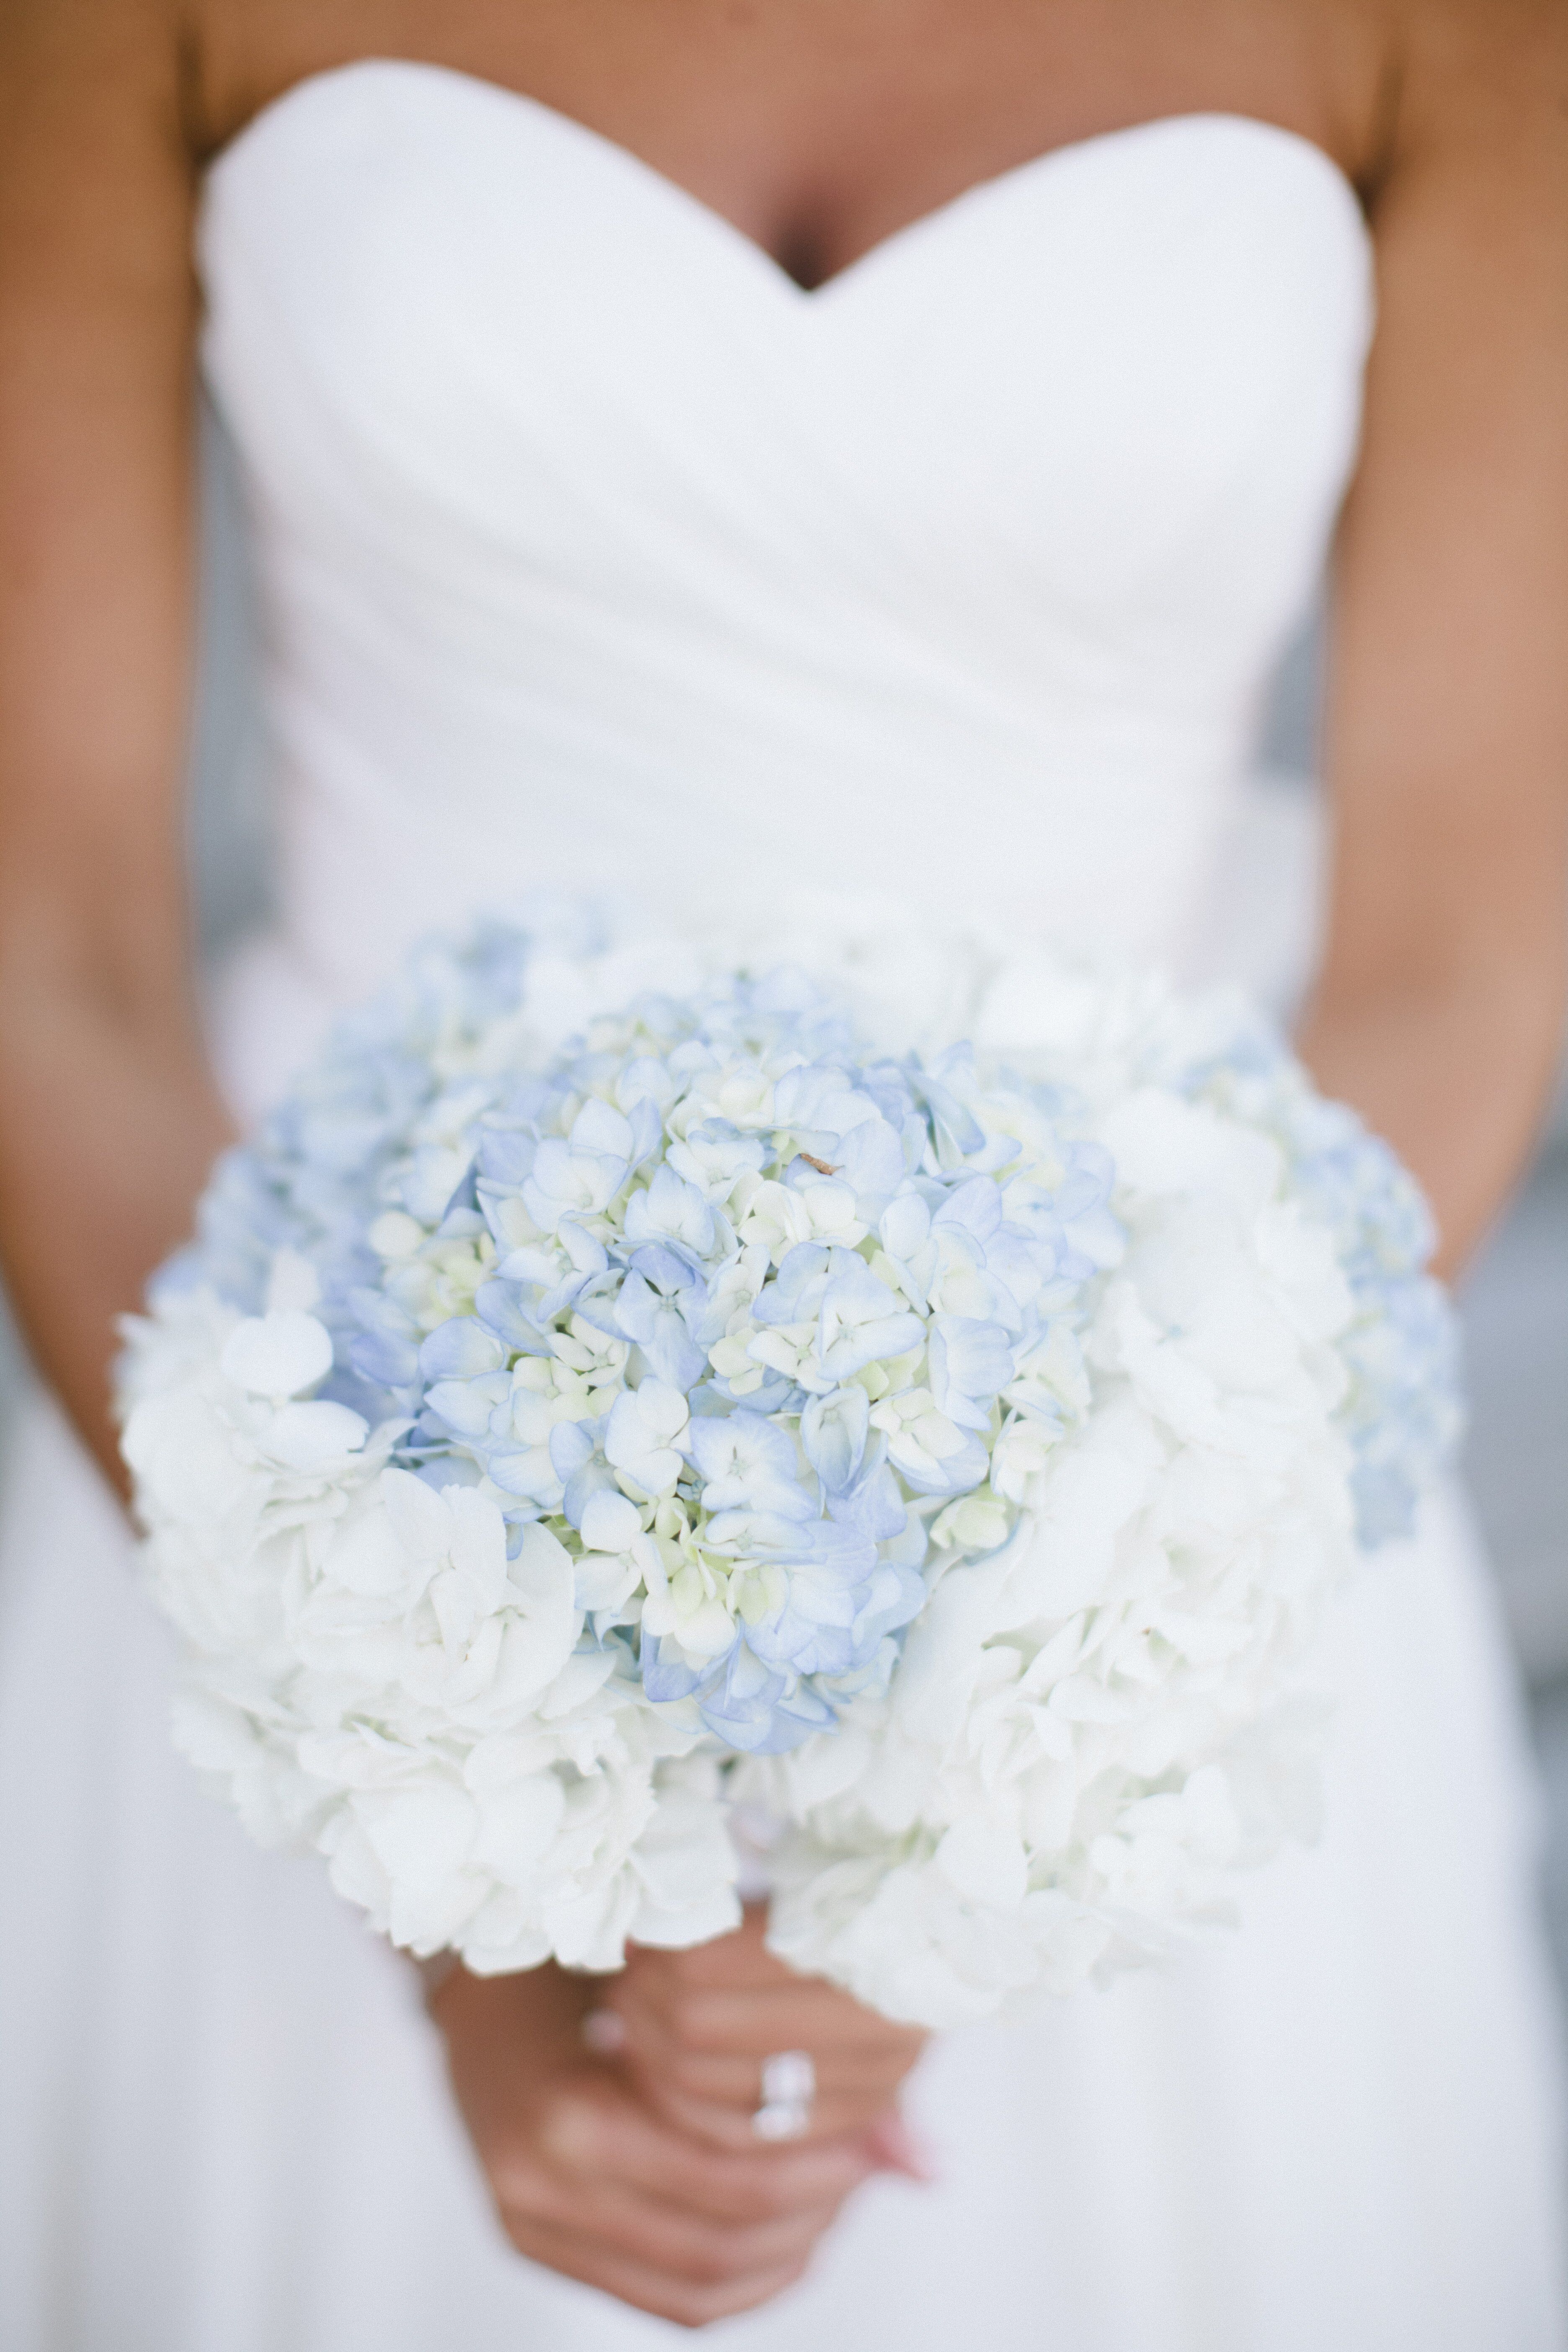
left=153, top=921, right=534, bottom=1408
left=161, top=929, right=1119, bottom=1754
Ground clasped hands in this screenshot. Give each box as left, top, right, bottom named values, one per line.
left=432, top=1905, right=929, bottom=2329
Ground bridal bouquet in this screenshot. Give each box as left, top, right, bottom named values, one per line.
left=118, top=917, right=1459, bottom=2026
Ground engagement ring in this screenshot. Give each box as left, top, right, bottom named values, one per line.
left=753, top=2049, right=815, bottom=2140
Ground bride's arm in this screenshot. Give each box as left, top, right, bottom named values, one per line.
left=0, top=0, right=230, bottom=1485
left=1298, top=3, right=1568, bottom=1276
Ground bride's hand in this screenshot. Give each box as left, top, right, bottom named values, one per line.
left=600, top=1905, right=931, bottom=2162
left=431, top=1957, right=884, bottom=2327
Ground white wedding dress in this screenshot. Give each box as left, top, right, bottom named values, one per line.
left=0, top=63, right=1563, bottom=2351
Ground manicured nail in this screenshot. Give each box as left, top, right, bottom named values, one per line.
left=581, top=2006, right=628, bottom=2055
left=864, top=2111, right=940, bottom=2183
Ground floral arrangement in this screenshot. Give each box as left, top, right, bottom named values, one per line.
left=118, top=918, right=1460, bottom=2024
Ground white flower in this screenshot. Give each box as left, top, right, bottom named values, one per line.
left=603, top=1381, right=690, bottom=1494
left=735, top=1176, right=864, bottom=1262
left=523, top=1099, right=635, bottom=1233
left=219, top=1310, right=335, bottom=1398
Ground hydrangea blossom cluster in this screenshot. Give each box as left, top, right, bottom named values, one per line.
left=119, top=917, right=1460, bottom=2020
left=329, top=974, right=1120, bottom=1756
left=157, top=921, right=538, bottom=1349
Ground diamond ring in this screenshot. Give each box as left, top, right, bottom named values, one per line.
left=753, top=2048, right=816, bottom=2140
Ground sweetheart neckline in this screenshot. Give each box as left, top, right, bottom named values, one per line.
left=202, top=57, right=1371, bottom=303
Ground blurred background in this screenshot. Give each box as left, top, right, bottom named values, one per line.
left=2, top=409, right=1566, bottom=1977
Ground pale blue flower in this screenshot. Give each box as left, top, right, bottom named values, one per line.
left=799, top=1385, right=871, bottom=1493
left=926, top=1316, right=1016, bottom=1431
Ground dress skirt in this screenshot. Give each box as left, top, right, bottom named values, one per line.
left=1, top=1380, right=1563, bottom=2352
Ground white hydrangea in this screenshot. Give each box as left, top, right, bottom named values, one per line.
left=740, top=1086, right=1357, bottom=2025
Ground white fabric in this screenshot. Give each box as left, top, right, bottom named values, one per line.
left=0, top=62, right=1563, bottom=2348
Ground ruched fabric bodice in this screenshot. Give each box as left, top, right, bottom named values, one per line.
left=198, top=64, right=1373, bottom=1020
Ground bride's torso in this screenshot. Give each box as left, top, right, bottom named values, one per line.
left=195, top=48, right=1373, bottom=1073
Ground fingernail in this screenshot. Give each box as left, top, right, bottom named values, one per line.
left=580, top=2006, right=628, bottom=2056
left=864, top=2111, right=941, bottom=2184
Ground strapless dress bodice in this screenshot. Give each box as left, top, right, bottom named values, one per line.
left=198, top=62, right=1373, bottom=1022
